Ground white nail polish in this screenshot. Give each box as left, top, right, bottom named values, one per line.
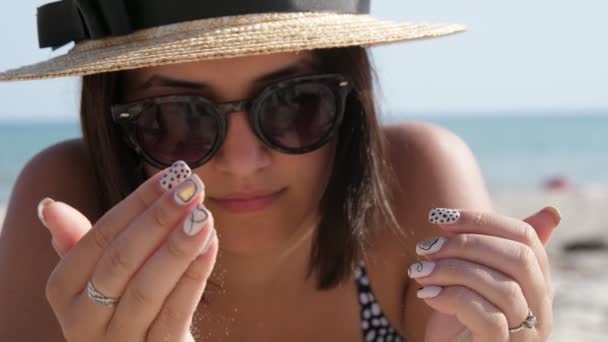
left=429, top=208, right=460, bottom=224
left=417, top=286, right=443, bottom=299
left=416, top=237, right=447, bottom=256
left=408, top=261, right=436, bottom=278
left=37, top=197, right=55, bottom=228
left=174, top=174, right=204, bottom=206
left=183, top=204, right=210, bottom=236
left=200, top=228, right=217, bottom=255
left=161, top=161, right=192, bottom=191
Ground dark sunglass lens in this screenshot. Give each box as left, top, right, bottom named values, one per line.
left=135, top=100, right=219, bottom=165
left=259, top=83, right=337, bottom=149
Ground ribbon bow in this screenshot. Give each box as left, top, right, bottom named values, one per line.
left=37, top=0, right=132, bottom=50
left=36, top=0, right=371, bottom=50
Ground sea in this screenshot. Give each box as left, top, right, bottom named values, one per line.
left=1, top=113, right=607, bottom=205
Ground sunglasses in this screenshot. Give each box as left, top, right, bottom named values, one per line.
left=112, top=73, right=354, bottom=169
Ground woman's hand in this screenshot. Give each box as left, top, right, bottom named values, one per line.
left=37, top=161, right=218, bottom=342
left=408, top=207, right=561, bottom=342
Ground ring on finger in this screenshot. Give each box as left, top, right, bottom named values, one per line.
left=87, top=280, right=120, bottom=307
left=508, top=307, right=537, bottom=333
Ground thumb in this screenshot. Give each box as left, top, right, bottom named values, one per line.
left=37, top=198, right=92, bottom=257
left=523, top=206, right=562, bottom=245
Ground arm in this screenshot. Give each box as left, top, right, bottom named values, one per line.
left=384, top=122, right=494, bottom=341
left=0, top=139, right=100, bottom=341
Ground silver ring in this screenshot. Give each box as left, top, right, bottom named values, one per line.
left=509, top=308, right=537, bottom=333
left=86, top=281, right=120, bottom=307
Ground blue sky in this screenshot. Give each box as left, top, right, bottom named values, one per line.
left=0, top=0, right=607, bottom=121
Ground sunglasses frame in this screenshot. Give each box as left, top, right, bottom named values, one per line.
left=111, top=73, right=354, bottom=169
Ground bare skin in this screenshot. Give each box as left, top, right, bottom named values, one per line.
left=0, top=52, right=557, bottom=341
left=0, top=123, right=490, bottom=341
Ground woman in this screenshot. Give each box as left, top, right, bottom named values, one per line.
left=0, top=1, right=559, bottom=341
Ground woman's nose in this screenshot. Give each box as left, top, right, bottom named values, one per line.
left=212, top=111, right=271, bottom=176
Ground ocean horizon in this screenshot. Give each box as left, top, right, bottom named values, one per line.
left=1, top=112, right=607, bottom=204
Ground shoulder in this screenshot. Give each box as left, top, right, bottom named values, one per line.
left=8, top=138, right=101, bottom=220
left=383, top=121, right=493, bottom=216
left=369, top=121, right=493, bottom=253
left=364, top=121, right=494, bottom=340
left=377, top=121, right=493, bottom=265
left=0, top=138, right=97, bottom=340
left=384, top=121, right=482, bottom=181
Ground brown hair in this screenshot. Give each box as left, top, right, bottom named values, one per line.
left=80, top=47, right=402, bottom=290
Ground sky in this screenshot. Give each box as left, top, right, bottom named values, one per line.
left=0, top=0, right=607, bottom=121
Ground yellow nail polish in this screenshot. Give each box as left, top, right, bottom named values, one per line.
left=174, top=175, right=204, bottom=205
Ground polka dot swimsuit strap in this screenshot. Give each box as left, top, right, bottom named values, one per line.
left=355, top=261, right=405, bottom=342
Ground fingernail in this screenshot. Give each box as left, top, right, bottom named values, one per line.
left=542, top=206, right=562, bottom=226
left=416, top=237, right=447, bottom=256
left=174, top=174, right=204, bottom=206
left=417, top=286, right=443, bottom=299
left=200, top=228, right=217, bottom=255
left=37, top=197, right=55, bottom=228
left=161, top=161, right=192, bottom=191
left=183, top=204, right=210, bottom=236
left=429, top=208, right=461, bottom=224
left=408, top=261, right=436, bottom=278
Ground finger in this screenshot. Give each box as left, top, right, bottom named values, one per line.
left=147, top=229, right=219, bottom=342
left=408, top=259, right=529, bottom=329
left=39, top=200, right=92, bottom=257
left=48, top=161, right=192, bottom=299
left=51, top=238, right=63, bottom=256
left=428, top=208, right=552, bottom=289
left=415, top=234, right=549, bottom=321
left=77, top=174, right=206, bottom=327
left=108, top=205, right=215, bottom=339
left=418, top=286, right=510, bottom=342
left=522, top=206, right=561, bottom=245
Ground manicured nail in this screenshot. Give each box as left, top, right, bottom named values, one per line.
left=416, top=237, right=447, bottom=256
left=417, top=286, right=443, bottom=299
left=183, top=204, right=210, bottom=236
left=408, top=261, right=436, bottom=278
left=200, top=228, right=217, bottom=255
left=429, top=208, right=461, bottom=224
left=174, top=174, right=204, bottom=205
left=37, top=197, right=55, bottom=228
left=161, top=161, right=192, bottom=191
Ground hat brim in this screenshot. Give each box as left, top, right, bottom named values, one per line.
left=0, top=13, right=465, bottom=81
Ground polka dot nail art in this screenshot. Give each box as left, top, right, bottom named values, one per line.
left=429, top=208, right=461, bottom=224
left=161, top=161, right=192, bottom=191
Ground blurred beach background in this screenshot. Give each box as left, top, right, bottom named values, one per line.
left=1, top=1, right=607, bottom=341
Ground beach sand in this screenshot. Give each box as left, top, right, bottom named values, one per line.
left=0, top=188, right=606, bottom=340
left=492, top=188, right=608, bottom=342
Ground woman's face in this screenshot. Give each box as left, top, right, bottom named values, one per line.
left=123, top=52, right=336, bottom=254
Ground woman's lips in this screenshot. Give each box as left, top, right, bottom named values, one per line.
left=209, top=189, right=284, bottom=213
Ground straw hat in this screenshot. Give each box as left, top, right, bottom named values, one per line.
left=0, top=0, right=465, bottom=81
